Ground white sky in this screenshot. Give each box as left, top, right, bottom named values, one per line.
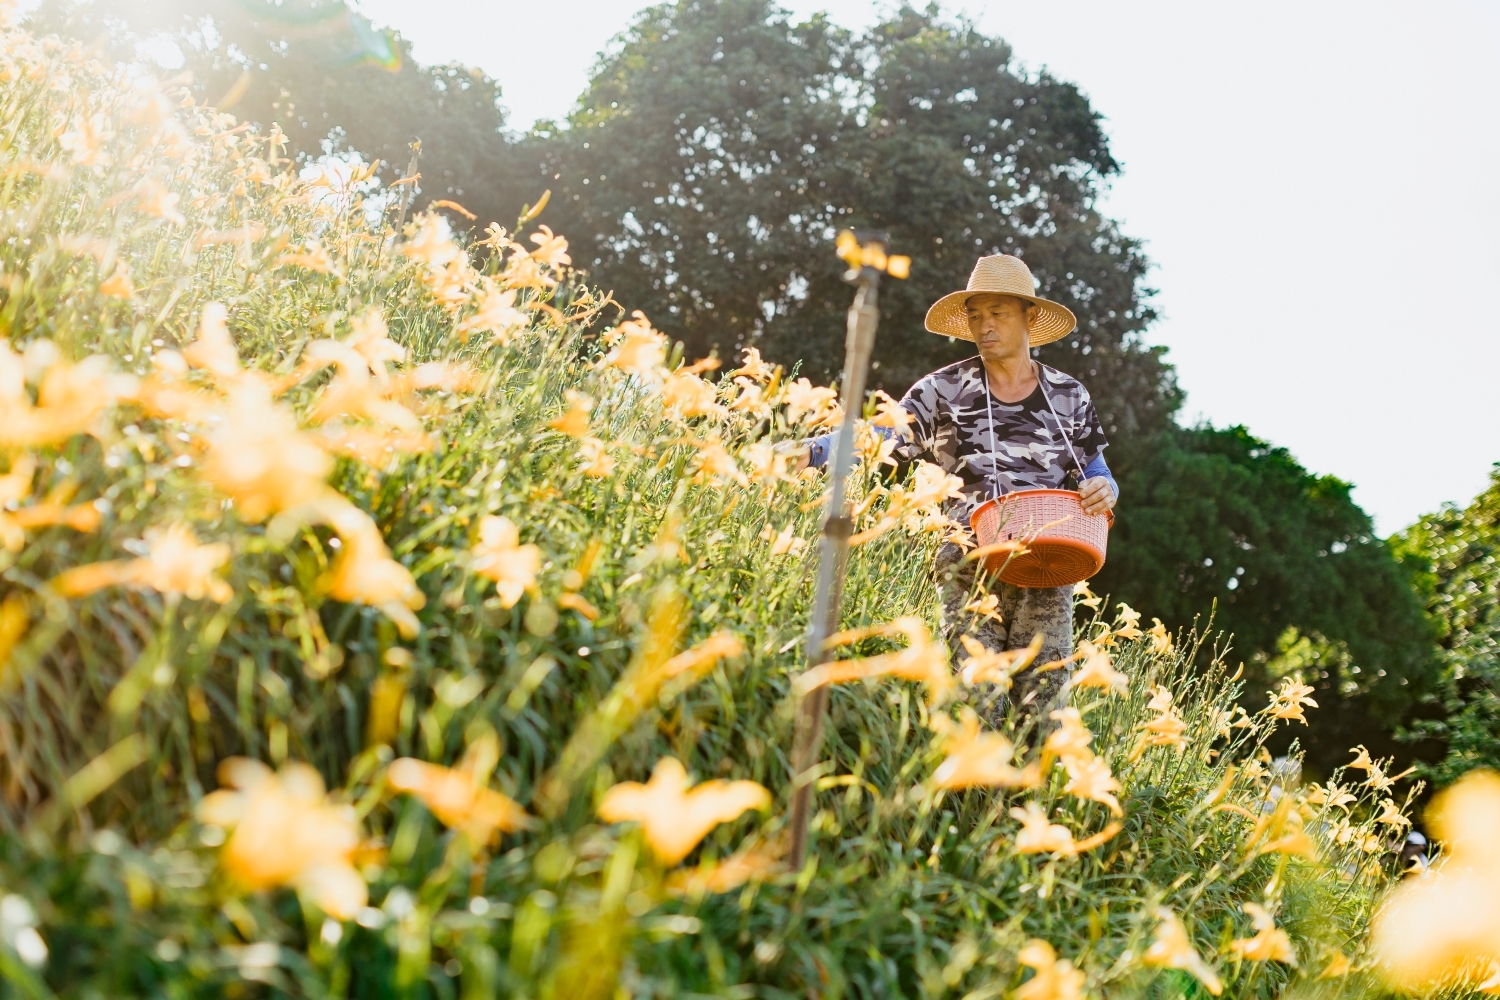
left=363, top=1, right=1500, bottom=533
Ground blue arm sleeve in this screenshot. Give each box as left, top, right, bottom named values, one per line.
left=806, top=425, right=896, bottom=469
left=1082, top=453, right=1119, bottom=500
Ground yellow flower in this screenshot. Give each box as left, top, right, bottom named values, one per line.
left=0, top=347, right=138, bottom=448
left=1229, top=903, right=1296, bottom=965
left=197, top=385, right=334, bottom=522
left=1265, top=677, right=1318, bottom=725
left=1062, top=755, right=1122, bottom=816
left=183, top=302, right=244, bottom=380
left=783, top=377, right=839, bottom=426
left=868, top=389, right=915, bottom=435
left=1372, top=769, right=1500, bottom=992
left=548, top=390, right=592, bottom=437
left=597, top=757, right=771, bottom=866
left=666, top=836, right=785, bottom=897
left=1374, top=797, right=1412, bottom=829
left=794, top=616, right=953, bottom=705
left=929, top=708, right=1041, bottom=791
left=731, top=347, right=775, bottom=382
left=1147, top=617, right=1173, bottom=654
left=317, top=426, right=433, bottom=465
left=1009, top=802, right=1120, bottom=856
left=662, top=370, right=724, bottom=419
left=455, top=278, right=529, bottom=344
left=604, top=312, right=668, bottom=379
left=1142, top=908, right=1223, bottom=995
left=402, top=212, right=463, bottom=271
left=1319, top=952, right=1353, bottom=979
left=1013, top=940, right=1086, bottom=1000
left=470, top=515, right=541, bottom=608
left=963, top=592, right=1002, bottom=623
left=577, top=435, right=617, bottom=477
left=196, top=758, right=366, bottom=920
left=741, top=441, right=794, bottom=488
left=53, top=523, right=232, bottom=602
left=1070, top=641, right=1128, bottom=693
left=690, top=435, right=747, bottom=487
left=1042, top=707, right=1095, bottom=770
left=957, top=632, right=1041, bottom=689
left=1305, top=781, right=1357, bottom=810
left=1072, top=581, right=1102, bottom=611
left=322, top=503, right=426, bottom=638
left=346, top=308, right=407, bottom=380
left=276, top=240, right=335, bottom=274
left=303, top=340, right=422, bottom=430
left=132, top=179, right=185, bottom=226
left=0, top=454, right=100, bottom=551
left=1135, top=685, right=1188, bottom=755
left=1111, top=603, right=1144, bottom=640
left=528, top=225, right=571, bottom=269
left=387, top=732, right=532, bottom=847
left=759, top=523, right=807, bottom=557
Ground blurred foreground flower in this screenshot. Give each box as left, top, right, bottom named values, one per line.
left=320, top=502, right=425, bottom=638
left=54, top=523, right=231, bottom=602
left=387, top=731, right=532, bottom=847
left=1142, top=907, right=1222, bottom=995
left=1014, top=939, right=1085, bottom=1000
left=1229, top=903, right=1295, bottom=964
left=928, top=708, right=1040, bottom=790
left=794, top=616, right=953, bottom=705
left=1009, top=802, right=1120, bottom=857
left=471, top=515, right=541, bottom=607
left=1371, top=768, right=1500, bottom=992
left=1070, top=642, right=1128, bottom=693
left=667, top=836, right=785, bottom=897
left=604, top=312, right=668, bottom=381
left=197, top=758, right=366, bottom=919
left=597, top=757, right=770, bottom=866
left=956, top=632, right=1039, bottom=689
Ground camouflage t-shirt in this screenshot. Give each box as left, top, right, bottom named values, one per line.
left=893, top=357, right=1109, bottom=512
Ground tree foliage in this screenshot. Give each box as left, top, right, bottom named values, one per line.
left=28, top=0, right=525, bottom=227
left=1096, top=425, right=1436, bottom=772
left=530, top=0, right=1178, bottom=440
left=1392, top=467, right=1500, bottom=785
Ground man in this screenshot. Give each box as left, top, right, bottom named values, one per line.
left=805, top=254, right=1117, bottom=722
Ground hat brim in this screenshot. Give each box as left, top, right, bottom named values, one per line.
left=923, top=290, right=1077, bottom=347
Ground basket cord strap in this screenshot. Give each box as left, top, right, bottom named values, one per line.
left=1035, top=362, right=1087, bottom=483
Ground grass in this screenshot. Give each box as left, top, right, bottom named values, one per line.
left=0, top=21, right=1415, bottom=999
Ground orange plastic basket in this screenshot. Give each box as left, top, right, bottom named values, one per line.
left=968, top=489, right=1113, bottom=588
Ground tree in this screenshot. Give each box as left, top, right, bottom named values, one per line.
left=1095, top=424, right=1437, bottom=773
left=1391, top=467, right=1500, bottom=786
left=528, top=1, right=1179, bottom=440
left=27, top=0, right=528, bottom=228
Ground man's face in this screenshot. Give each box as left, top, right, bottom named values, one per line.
left=965, top=293, right=1031, bottom=362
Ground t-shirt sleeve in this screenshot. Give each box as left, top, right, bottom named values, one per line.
left=891, top=377, right=955, bottom=472
left=1070, top=389, right=1109, bottom=470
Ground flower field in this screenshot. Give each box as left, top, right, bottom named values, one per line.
left=0, top=19, right=1445, bottom=999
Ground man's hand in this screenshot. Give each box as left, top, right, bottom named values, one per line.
left=1078, top=476, right=1116, bottom=516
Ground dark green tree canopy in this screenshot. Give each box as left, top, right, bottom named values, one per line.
left=530, top=1, right=1179, bottom=440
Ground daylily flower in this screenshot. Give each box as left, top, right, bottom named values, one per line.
left=276, top=240, right=335, bottom=274
left=760, top=523, right=806, bottom=557
left=322, top=504, right=425, bottom=638
left=929, top=708, right=1041, bottom=790
left=868, top=389, right=915, bottom=434
left=604, top=312, right=668, bottom=380
left=957, top=632, right=1040, bottom=688
left=1374, top=797, right=1412, bottom=829
left=1112, top=603, right=1144, bottom=640
left=1320, top=953, right=1353, bottom=979
left=0, top=347, right=137, bottom=448
left=1009, top=802, right=1120, bottom=856
left=346, top=308, right=407, bottom=380
left=1070, top=641, right=1128, bottom=693
left=783, top=378, right=839, bottom=426
left=197, top=385, right=334, bottom=522
left=54, top=522, right=232, bottom=602
left=303, top=340, right=422, bottom=430
left=741, top=442, right=794, bottom=488
left=0, top=454, right=100, bottom=551
left=1042, top=707, right=1095, bottom=770
left=1147, top=617, right=1173, bottom=655
left=387, top=732, right=532, bottom=847
left=1014, top=940, right=1086, bottom=1000
left=963, top=592, right=1001, bottom=623
left=456, top=278, right=530, bottom=344
left=666, top=836, right=785, bottom=897
left=1142, top=908, right=1222, bottom=995
left=197, top=758, right=366, bottom=920
left=690, top=436, right=747, bottom=487
left=1266, top=677, right=1318, bottom=725
left=1304, top=781, right=1357, bottom=810
left=528, top=225, right=571, bottom=269
left=732, top=347, right=775, bottom=382
left=1072, top=581, right=1102, bottom=611
left=794, top=616, right=953, bottom=705
left=577, top=436, right=617, bottom=477
left=1229, top=903, right=1296, bottom=964
left=548, top=390, right=592, bottom=437
left=470, top=515, right=540, bottom=608
left=597, top=757, right=771, bottom=866
left=1062, top=755, right=1123, bottom=816
left=1135, top=685, right=1188, bottom=755
left=662, top=370, right=724, bottom=419
left=183, top=302, right=244, bottom=380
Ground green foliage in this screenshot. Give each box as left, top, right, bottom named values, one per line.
left=1096, top=425, right=1436, bottom=775
left=1392, top=466, right=1500, bottom=786
left=526, top=0, right=1179, bottom=440
left=0, top=24, right=1414, bottom=997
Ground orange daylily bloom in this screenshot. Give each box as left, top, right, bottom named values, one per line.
left=782, top=378, right=839, bottom=426
left=197, top=384, right=334, bottom=522
left=689, top=435, right=747, bottom=487
left=387, top=733, right=532, bottom=847
left=319, top=502, right=425, bottom=638
left=548, top=390, right=592, bottom=437
left=1069, top=641, right=1128, bottom=693
left=957, top=632, right=1040, bottom=689
left=1142, top=908, right=1223, bottom=995
left=1111, top=603, right=1144, bottom=640
left=528, top=225, right=571, bottom=269
left=666, top=836, right=785, bottom=897
left=0, top=345, right=138, bottom=448
left=604, top=312, right=668, bottom=379
left=1147, top=617, right=1173, bottom=655
left=662, top=370, right=724, bottom=420
left=577, top=436, right=617, bottom=477
left=1009, top=801, right=1121, bottom=856
left=929, top=708, right=1040, bottom=791
left=1062, top=755, right=1123, bottom=816
left=1135, top=685, right=1189, bottom=754
left=1042, top=707, right=1095, bottom=770
left=1265, top=677, right=1318, bottom=725
left=597, top=757, right=770, bottom=866
left=53, top=522, right=232, bottom=602
left=470, top=515, right=541, bottom=608
left=794, top=616, right=953, bottom=705
left=1229, top=903, right=1296, bottom=965
left=197, top=758, right=366, bottom=919
left=456, top=278, right=530, bottom=344
left=1014, top=940, right=1087, bottom=1000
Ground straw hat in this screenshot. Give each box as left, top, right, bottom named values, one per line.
left=923, top=254, right=1077, bottom=347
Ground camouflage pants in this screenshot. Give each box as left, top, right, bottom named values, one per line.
left=934, top=541, right=1073, bottom=731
